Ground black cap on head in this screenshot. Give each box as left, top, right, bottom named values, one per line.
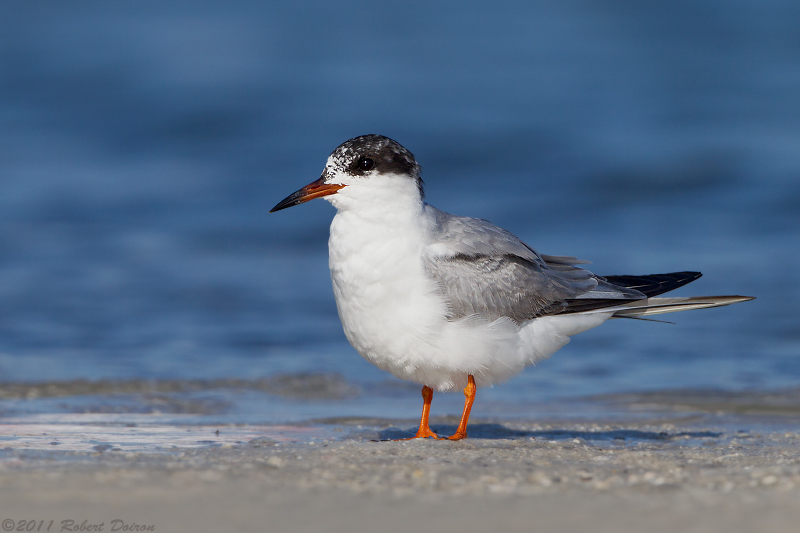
left=330, top=135, right=424, bottom=197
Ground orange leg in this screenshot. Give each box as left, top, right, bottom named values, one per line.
left=447, top=375, right=476, bottom=440
left=413, top=386, right=440, bottom=439
left=402, top=385, right=439, bottom=439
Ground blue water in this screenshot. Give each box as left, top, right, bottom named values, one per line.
left=0, top=1, right=798, bottom=421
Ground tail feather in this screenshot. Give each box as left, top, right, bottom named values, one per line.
left=580, top=295, right=756, bottom=318
left=546, top=270, right=755, bottom=317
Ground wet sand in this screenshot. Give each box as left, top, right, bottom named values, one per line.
left=2, top=415, right=799, bottom=533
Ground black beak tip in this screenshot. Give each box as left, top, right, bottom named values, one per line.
left=269, top=202, right=291, bottom=213
left=269, top=193, right=302, bottom=213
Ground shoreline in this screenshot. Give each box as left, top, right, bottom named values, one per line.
left=2, top=415, right=799, bottom=532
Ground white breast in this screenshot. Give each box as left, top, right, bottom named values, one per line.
left=324, top=177, right=611, bottom=391
left=328, top=201, right=450, bottom=379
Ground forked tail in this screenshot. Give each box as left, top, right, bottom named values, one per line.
left=561, top=271, right=755, bottom=317
left=601, top=295, right=755, bottom=318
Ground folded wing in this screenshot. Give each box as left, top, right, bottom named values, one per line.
left=423, top=207, right=648, bottom=322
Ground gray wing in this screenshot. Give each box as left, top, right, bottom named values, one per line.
left=423, top=206, right=645, bottom=322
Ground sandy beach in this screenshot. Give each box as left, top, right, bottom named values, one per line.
left=2, top=1, right=797, bottom=532
left=2, top=412, right=799, bottom=533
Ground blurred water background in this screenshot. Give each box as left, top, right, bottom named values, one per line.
left=0, top=1, right=798, bottom=424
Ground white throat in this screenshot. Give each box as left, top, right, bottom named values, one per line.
left=324, top=172, right=451, bottom=384
left=324, top=172, right=423, bottom=216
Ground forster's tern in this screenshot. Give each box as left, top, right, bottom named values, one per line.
left=271, top=134, right=754, bottom=440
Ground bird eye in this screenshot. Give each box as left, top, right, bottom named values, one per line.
left=358, top=157, right=374, bottom=172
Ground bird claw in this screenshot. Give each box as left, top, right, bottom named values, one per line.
left=415, top=428, right=440, bottom=440
left=395, top=427, right=439, bottom=440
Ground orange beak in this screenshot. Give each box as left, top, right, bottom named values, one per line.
left=269, top=177, right=345, bottom=212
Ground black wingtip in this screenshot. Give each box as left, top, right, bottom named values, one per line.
left=601, top=271, right=703, bottom=298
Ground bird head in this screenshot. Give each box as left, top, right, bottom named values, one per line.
left=270, top=134, right=423, bottom=213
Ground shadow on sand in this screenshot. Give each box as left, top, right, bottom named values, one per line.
left=375, top=423, right=722, bottom=442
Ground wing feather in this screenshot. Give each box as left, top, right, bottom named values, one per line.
left=422, top=206, right=645, bottom=322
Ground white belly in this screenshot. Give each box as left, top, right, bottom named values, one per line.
left=327, top=210, right=610, bottom=391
